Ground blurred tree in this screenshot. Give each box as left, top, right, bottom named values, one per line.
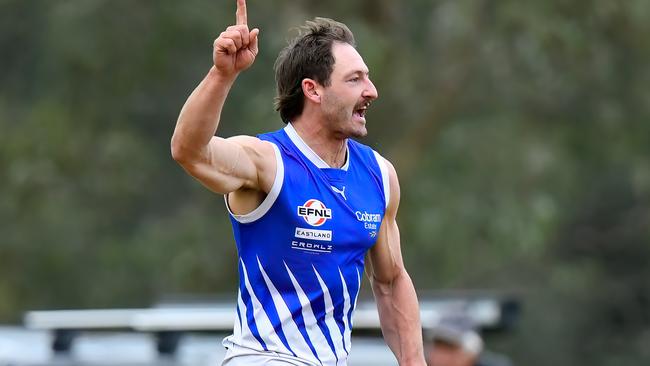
left=0, top=0, right=649, bottom=365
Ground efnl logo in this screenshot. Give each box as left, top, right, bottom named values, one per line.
left=297, top=199, right=332, bottom=227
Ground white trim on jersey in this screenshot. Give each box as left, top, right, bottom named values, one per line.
left=338, top=268, right=352, bottom=355
left=225, top=142, right=284, bottom=224
left=312, top=266, right=348, bottom=365
left=222, top=288, right=260, bottom=352
left=372, top=151, right=390, bottom=209
left=285, top=123, right=350, bottom=171
left=256, top=257, right=321, bottom=363
left=284, top=262, right=338, bottom=365
left=240, top=259, right=293, bottom=356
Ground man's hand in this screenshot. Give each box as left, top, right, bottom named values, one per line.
left=213, top=0, right=260, bottom=78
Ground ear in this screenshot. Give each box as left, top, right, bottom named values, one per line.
left=301, top=78, right=321, bottom=104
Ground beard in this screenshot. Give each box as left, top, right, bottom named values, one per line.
left=321, top=92, right=368, bottom=139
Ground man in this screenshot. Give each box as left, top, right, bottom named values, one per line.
left=425, top=313, right=513, bottom=366
left=171, top=1, right=425, bottom=365
left=425, top=314, right=483, bottom=366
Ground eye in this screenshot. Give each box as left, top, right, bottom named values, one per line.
left=348, top=77, right=360, bottom=83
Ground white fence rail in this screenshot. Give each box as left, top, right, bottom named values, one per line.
left=24, top=296, right=518, bottom=355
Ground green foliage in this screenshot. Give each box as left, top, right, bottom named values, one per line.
left=1, top=0, right=649, bottom=365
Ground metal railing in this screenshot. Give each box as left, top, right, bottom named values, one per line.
left=24, top=294, right=519, bottom=355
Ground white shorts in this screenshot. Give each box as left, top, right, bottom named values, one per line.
left=221, top=342, right=317, bottom=366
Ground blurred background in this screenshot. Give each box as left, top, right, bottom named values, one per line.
left=1, top=0, right=649, bottom=365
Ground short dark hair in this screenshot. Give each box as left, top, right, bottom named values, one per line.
left=274, top=17, right=356, bottom=123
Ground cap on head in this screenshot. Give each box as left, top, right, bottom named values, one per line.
left=428, top=313, right=484, bottom=356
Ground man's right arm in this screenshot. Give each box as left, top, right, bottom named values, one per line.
left=171, top=0, right=270, bottom=195
left=171, top=68, right=270, bottom=194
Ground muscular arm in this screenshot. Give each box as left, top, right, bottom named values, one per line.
left=170, top=0, right=273, bottom=195
left=171, top=69, right=272, bottom=194
left=368, top=159, right=426, bottom=366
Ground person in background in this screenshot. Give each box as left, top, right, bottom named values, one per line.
left=426, top=314, right=484, bottom=366
left=426, top=313, right=514, bottom=366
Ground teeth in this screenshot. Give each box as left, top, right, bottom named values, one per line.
left=357, top=101, right=371, bottom=110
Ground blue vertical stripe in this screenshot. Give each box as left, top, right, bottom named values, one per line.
left=249, top=259, right=298, bottom=357
left=284, top=261, right=338, bottom=365
left=239, top=283, right=268, bottom=351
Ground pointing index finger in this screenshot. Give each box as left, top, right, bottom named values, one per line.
left=236, top=0, right=247, bottom=25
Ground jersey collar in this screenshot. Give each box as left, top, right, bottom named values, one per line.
left=285, top=123, right=350, bottom=171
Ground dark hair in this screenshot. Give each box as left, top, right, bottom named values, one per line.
left=274, top=17, right=356, bottom=123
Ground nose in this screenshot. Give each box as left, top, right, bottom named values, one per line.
left=363, top=78, right=378, bottom=100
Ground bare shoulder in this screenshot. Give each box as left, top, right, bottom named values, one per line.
left=227, top=135, right=275, bottom=156
left=376, top=154, right=401, bottom=216
left=382, top=157, right=399, bottom=185
left=226, top=135, right=277, bottom=192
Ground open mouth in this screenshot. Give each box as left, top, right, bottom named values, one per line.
left=354, top=101, right=371, bottom=118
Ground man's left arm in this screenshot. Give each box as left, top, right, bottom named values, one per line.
left=367, top=158, right=426, bottom=366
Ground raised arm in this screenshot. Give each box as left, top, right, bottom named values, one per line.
left=171, top=0, right=273, bottom=195
left=367, top=158, right=426, bottom=366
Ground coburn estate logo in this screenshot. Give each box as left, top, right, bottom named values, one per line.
left=355, top=210, right=381, bottom=230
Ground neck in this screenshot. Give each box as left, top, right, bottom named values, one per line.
left=290, top=119, right=347, bottom=168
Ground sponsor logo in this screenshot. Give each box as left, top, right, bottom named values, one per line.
left=356, top=210, right=382, bottom=230
left=297, top=199, right=332, bottom=227
left=331, top=185, right=347, bottom=200
left=291, top=240, right=333, bottom=254
left=295, top=227, right=332, bottom=242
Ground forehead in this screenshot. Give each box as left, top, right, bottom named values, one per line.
left=331, top=42, right=368, bottom=76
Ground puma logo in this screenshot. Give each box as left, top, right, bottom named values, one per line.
left=331, top=185, right=347, bottom=200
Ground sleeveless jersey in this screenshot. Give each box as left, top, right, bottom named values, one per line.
left=222, top=123, right=390, bottom=366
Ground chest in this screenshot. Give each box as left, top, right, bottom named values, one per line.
left=276, top=158, right=385, bottom=252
